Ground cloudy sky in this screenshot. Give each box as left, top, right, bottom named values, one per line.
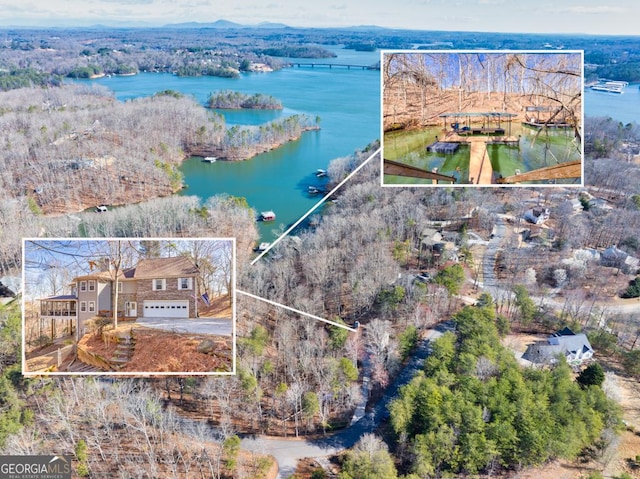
left=0, top=0, right=637, bottom=35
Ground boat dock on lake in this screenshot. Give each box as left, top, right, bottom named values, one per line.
left=590, top=79, right=628, bottom=94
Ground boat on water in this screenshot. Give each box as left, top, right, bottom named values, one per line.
left=202, top=156, right=217, bottom=163
left=259, top=211, right=276, bottom=221
left=308, top=186, right=325, bottom=194
left=590, top=79, right=628, bottom=94
left=256, top=242, right=270, bottom=252
left=316, top=169, right=327, bottom=178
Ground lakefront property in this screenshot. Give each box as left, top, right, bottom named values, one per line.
left=25, top=239, right=235, bottom=374
left=41, top=255, right=200, bottom=336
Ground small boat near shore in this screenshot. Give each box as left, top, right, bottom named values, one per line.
left=259, top=211, right=276, bottom=222
left=255, top=242, right=271, bottom=252
left=202, top=157, right=217, bottom=163
left=316, top=169, right=327, bottom=178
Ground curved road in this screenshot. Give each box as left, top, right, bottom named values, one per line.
left=241, top=327, right=444, bottom=478
left=241, top=216, right=638, bottom=477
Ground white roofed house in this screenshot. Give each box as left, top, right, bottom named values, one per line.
left=522, top=327, right=594, bottom=366
left=523, top=207, right=550, bottom=225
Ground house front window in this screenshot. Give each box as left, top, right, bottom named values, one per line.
left=80, top=281, right=87, bottom=292
left=178, top=277, right=192, bottom=290
left=88, top=301, right=95, bottom=313
left=80, top=301, right=87, bottom=312
left=117, top=281, right=123, bottom=293
left=88, top=280, right=95, bottom=292
left=152, top=279, right=166, bottom=291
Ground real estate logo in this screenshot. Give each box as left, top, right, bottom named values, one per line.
left=0, top=456, right=71, bottom=479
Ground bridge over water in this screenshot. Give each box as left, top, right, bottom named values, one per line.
left=290, top=62, right=380, bottom=70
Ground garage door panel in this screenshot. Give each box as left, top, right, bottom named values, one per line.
left=143, top=300, right=189, bottom=318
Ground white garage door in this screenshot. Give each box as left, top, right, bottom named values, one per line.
left=142, top=300, right=189, bottom=318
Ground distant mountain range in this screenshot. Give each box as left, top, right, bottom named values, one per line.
left=162, top=19, right=392, bottom=31
left=163, top=19, right=290, bottom=29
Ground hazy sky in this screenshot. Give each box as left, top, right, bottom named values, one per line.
left=0, top=0, right=638, bottom=35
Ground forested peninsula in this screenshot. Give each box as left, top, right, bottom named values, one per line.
left=0, top=85, right=319, bottom=215
left=207, top=90, right=283, bottom=109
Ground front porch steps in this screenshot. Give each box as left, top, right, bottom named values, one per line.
left=111, top=330, right=136, bottom=369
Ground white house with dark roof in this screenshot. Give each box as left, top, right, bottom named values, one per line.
left=522, top=327, right=594, bottom=366
left=523, top=207, right=550, bottom=225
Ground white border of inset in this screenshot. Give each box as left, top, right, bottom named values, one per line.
left=22, top=237, right=237, bottom=377
left=380, top=49, right=585, bottom=188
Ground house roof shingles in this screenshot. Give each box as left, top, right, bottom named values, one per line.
left=522, top=330, right=593, bottom=364
left=72, top=256, right=199, bottom=283
left=130, top=256, right=199, bottom=279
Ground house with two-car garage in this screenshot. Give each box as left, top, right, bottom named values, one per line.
left=43, top=255, right=200, bottom=335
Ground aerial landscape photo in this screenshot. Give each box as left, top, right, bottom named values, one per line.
left=0, top=0, right=640, bottom=478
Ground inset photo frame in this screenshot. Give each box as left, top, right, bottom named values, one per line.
left=22, top=238, right=236, bottom=376
left=381, top=50, right=583, bottom=187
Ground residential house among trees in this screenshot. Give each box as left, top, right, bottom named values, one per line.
left=523, top=207, right=550, bottom=225
left=40, top=256, right=200, bottom=335
left=522, top=327, right=594, bottom=366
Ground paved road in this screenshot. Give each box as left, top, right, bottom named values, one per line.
left=482, top=215, right=507, bottom=299
left=136, top=317, right=233, bottom=336
left=241, top=326, right=445, bottom=478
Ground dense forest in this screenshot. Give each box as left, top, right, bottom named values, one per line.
left=1, top=139, right=640, bottom=475
left=2, top=26, right=640, bottom=87
left=383, top=52, right=582, bottom=131
left=389, top=305, right=620, bottom=476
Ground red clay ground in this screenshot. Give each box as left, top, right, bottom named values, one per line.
left=79, top=325, right=233, bottom=373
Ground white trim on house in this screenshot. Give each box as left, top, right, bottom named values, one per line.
left=178, top=277, right=193, bottom=290
left=152, top=278, right=166, bottom=291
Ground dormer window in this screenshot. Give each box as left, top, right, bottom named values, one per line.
left=178, top=277, right=193, bottom=290
left=152, top=279, right=166, bottom=291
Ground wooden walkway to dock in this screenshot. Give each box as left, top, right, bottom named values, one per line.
left=384, top=159, right=456, bottom=184
left=445, top=134, right=518, bottom=185
left=468, top=141, right=493, bottom=185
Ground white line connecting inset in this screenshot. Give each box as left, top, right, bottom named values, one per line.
left=250, top=147, right=381, bottom=265
left=236, top=289, right=357, bottom=332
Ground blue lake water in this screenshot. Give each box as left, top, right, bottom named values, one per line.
left=74, top=44, right=637, bottom=229
left=76, top=46, right=381, bottom=240
left=585, top=83, right=640, bottom=124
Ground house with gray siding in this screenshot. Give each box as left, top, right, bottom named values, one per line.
left=40, top=256, right=199, bottom=335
